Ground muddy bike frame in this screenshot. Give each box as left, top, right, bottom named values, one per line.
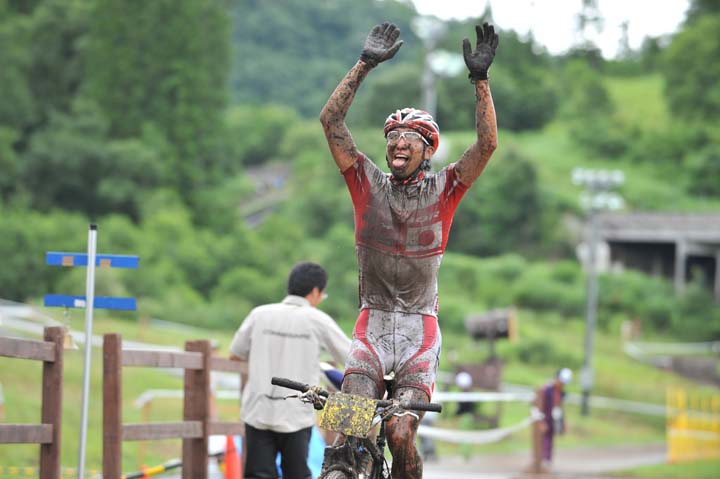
left=271, top=376, right=442, bottom=479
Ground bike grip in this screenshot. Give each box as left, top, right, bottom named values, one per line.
left=403, top=401, right=443, bottom=413
left=271, top=377, right=309, bottom=392
left=270, top=377, right=330, bottom=398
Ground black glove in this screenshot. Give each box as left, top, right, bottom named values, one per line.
left=360, top=22, right=403, bottom=68
left=462, top=22, right=499, bottom=82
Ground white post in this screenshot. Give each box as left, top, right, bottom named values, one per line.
left=581, top=208, right=598, bottom=416
left=77, top=224, right=97, bottom=479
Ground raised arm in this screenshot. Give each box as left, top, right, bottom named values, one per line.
left=320, top=22, right=403, bottom=172
left=455, top=23, right=499, bottom=186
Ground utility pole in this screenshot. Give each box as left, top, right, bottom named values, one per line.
left=572, top=168, right=624, bottom=416
left=411, top=16, right=447, bottom=118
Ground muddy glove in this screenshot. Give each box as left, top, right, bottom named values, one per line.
left=463, top=22, right=499, bottom=82
left=360, top=22, right=403, bottom=68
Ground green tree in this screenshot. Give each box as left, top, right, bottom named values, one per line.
left=685, top=0, right=720, bottom=25
left=662, top=14, right=720, bottom=122
left=687, top=145, right=720, bottom=196
left=561, top=59, right=630, bottom=157
left=479, top=64, right=558, bottom=131
left=434, top=27, right=558, bottom=131
left=225, top=104, right=301, bottom=167
left=0, top=4, right=36, bottom=132
left=0, top=127, right=21, bottom=199
left=447, top=147, right=543, bottom=256
left=84, top=0, right=231, bottom=193
left=230, top=0, right=419, bottom=117
left=27, top=0, right=90, bottom=120
left=0, top=206, right=86, bottom=300
left=20, top=99, right=112, bottom=215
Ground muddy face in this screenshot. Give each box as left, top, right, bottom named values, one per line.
left=385, top=127, right=433, bottom=180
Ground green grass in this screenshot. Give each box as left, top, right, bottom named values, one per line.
left=441, top=124, right=720, bottom=214
left=1, top=305, right=716, bottom=475
left=612, top=458, right=720, bottom=478
left=605, top=74, right=670, bottom=131
left=0, top=314, right=235, bottom=476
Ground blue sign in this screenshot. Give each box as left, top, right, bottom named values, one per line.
left=46, top=252, right=139, bottom=269
left=44, top=294, right=137, bottom=311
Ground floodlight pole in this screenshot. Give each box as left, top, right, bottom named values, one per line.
left=412, top=16, right=446, bottom=117
left=422, top=56, right=437, bottom=117
left=572, top=169, right=624, bottom=416
left=581, top=202, right=599, bottom=416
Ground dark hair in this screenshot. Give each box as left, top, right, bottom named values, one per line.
left=287, top=262, right=327, bottom=297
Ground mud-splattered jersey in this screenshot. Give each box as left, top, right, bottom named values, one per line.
left=342, top=153, right=470, bottom=316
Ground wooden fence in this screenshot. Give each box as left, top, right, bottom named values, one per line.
left=0, top=327, right=65, bottom=479
left=102, top=334, right=244, bottom=479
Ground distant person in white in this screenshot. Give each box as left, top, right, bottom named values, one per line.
left=230, top=262, right=351, bottom=479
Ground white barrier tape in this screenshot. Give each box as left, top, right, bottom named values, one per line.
left=626, top=340, right=720, bottom=355
left=623, top=342, right=673, bottom=368
left=563, top=393, right=668, bottom=417
left=418, top=416, right=534, bottom=444
left=432, top=391, right=534, bottom=403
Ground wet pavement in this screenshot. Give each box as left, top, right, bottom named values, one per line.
left=424, top=443, right=666, bottom=479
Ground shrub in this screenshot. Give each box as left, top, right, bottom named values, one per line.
left=687, top=144, right=720, bottom=197
left=511, top=264, right=584, bottom=316
left=513, top=338, right=581, bottom=368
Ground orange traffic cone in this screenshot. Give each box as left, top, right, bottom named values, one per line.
left=225, top=435, right=242, bottom=479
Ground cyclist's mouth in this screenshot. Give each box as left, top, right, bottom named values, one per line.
left=391, top=154, right=409, bottom=169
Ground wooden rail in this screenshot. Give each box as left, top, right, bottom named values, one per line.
left=102, top=334, right=243, bottom=479
left=0, top=327, right=65, bottom=479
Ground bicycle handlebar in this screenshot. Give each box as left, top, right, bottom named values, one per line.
left=271, top=377, right=441, bottom=412
left=401, top=400, right=442, bottom=413
left=271, top=376, right=330, bottom=398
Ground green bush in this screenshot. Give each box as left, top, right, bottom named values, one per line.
left=511, top=264, right=584, bottom=316
left=448, top=147, right=543, bottom=257
left=598, top=271, right=676, bottom=330
left=687, top=144, right=720, bottom=196
left=437, top=298, right=473, bottom=336
left=0, top=205, right=86, bottom=301
left=512, top=338, right=581, bottom=368
left=673, top=276, right=720, bottom=340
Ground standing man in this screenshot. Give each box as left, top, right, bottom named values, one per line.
left=230, top=262, right=351, bottom=479
left=319, top=21, right=499, bottom=478
left=541, top=368, right=573, bottom=469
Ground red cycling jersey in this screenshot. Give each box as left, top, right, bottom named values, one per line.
left=343, top=153, right=469, bottom=316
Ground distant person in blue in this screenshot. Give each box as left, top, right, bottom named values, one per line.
left=541, top=368, right=572, bottom=468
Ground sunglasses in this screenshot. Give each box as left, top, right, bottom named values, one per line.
left=386, top=130, right=429, bottom=146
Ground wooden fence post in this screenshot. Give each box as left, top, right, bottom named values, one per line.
left=182, top=340, right=210, bottom=479
left=103, top=334, right=123, bottom=479
left=39, top=327, right=64, bottom=479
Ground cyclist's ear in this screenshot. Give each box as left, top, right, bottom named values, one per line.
left=423, top=145, right=435, bottom=160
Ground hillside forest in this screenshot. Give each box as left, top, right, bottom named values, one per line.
left=1, top=0, right=719, bottom=343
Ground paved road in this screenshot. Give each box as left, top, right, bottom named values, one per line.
left=157, top=443, right=665, bottom=478
left=424, top=443, right=666, bottom=479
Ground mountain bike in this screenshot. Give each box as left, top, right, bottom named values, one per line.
left=271, top=376, right=442, bottom=479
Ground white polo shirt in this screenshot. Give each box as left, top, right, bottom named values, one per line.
left=229, top=295, right=351, bottom=433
